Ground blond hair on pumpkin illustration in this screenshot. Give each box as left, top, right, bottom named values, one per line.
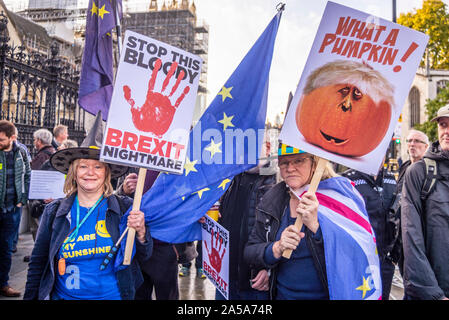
left=296, top=60, right=396, bottom=157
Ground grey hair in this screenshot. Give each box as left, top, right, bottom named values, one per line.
left=33, top=129, right=53, bottom=145
left=53, top=124, right=68, bottom=138
left=407, top=129, right=429, bottom=145
left=303, top=59, right=395, bottom=107
left=60, top=139, right=78, bottom=149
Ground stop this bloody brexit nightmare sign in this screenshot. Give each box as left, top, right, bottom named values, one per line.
left=279, top=1, right=429, bottom=175
left=202, top=215, right=230, bottom=300
left=101, top=30, right=202, bottom=174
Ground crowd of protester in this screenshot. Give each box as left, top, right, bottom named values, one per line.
left=0, top=105, right=448, bottom=300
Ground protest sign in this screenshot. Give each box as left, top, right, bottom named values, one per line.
left=202, top=215, right=229, bottom=300
left=279, top=1, right=429, bottom=175
left=29, top=170, right=66, bottom=200
left=101, top=30, right=203, bottom=175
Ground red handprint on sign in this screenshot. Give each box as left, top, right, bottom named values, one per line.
left=204, top=229, right=226, bottom=273
left=123, top=59, right=190, bottom=137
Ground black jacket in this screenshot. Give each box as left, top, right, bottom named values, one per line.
left=342, top=168, right=397, bottom=260
left=401, top=141, right=449, bottom=300
left=31, top=145, right=56, bottom=170
left=244, top=182, right=328, bottom=300
left=218, top=167, right=276, bottom=294
left=397, top=160, right=412, bottom=193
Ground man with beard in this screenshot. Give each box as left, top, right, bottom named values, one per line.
left=0, top=120, right=31, bottom=297
left=401, top=105, right=449, bottom=300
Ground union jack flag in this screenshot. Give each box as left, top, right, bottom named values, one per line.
left=299, top=176, right=382, bottom=300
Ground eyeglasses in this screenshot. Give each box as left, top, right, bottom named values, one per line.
left=278, top=157, right=311, bottom=169
left=406, top=139, right=427, bottom=144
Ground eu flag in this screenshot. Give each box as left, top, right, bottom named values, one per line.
left=78, top=0, right=122, bottom=120
left=114, top=10, right=282, bottom=270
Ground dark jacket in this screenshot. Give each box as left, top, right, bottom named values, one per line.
left=0, top=141, right=31, bottom=206
left=397, top=160, right=412, bottom=193
left=23, top=194, right=153, bottom=300
left=390, top=159, right=413, bottom=270
left=244, top=182, right=328, bottom=300
left=401, top=141, right=449, bottom=300
left=31, top=145, right=56, bottom=170
left=342, top=168, right=397, bottom=260
left=219, top=166, right=276, bottom=295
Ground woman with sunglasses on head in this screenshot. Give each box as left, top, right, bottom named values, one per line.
left=24, top=114, right=153, bottom=300
left=244, top=144, right=381, bottom=300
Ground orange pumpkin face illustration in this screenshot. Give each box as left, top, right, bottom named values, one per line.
left=296, top=83, right=391, bottom=157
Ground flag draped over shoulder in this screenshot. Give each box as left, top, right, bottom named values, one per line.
left=310, top=177, right=382, bottom=300
left=114, top=11, right=282, bottom=270
left=79, top=0, right=122, bottom=121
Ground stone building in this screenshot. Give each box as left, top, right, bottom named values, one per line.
left=399, top=66, right=449, bottom=160
left=0, top=0, right=85, bottom=151
left=122, top=0, right=209, bottom=124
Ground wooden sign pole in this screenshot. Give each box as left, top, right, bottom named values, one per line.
left=123, top=167, right=147, bottom=265
left=282, top=157, right=328, bottom=259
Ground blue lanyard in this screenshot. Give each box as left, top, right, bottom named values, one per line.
left=64, top=195, right=104, bottom=245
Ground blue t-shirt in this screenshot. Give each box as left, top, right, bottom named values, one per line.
left=264, top=204, right=328, bottom=300
left=54, top=198, right=121, bottom=300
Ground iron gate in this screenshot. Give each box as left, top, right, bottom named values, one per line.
left=0, top=11, right=85, bottom=153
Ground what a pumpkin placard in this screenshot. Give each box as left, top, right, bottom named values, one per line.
left=279, top=1, right=428, bottom=175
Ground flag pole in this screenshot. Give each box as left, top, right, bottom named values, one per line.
left=123, top=167, right=147, bottom=265
left=112, top=0, right=123, bottom=60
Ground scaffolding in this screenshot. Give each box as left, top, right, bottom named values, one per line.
left=122, top=0, right=209, bottom=95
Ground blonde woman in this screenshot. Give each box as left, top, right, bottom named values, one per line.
left=24, top=114, right=152, bottom=300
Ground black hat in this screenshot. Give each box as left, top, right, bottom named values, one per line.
left=50, top=111, right=128, bottom=178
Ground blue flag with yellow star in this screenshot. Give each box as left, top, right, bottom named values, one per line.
left=79, top=0, right=121, bottom=121
left=114, top=10, right=282, bottom=269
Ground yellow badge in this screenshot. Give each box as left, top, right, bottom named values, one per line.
left=95, top=220, right=111, bottom=238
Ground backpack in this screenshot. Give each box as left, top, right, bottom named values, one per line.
left=420, top=158, right=438, bottom=200
left=387, top=158, right=439, bottom=263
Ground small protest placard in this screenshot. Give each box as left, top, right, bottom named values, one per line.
left=202, top=215, right=229, bottom=300
left=29, top=170, right=66, bottom=200
left=279, top=1, right=429, bottom=174
left=101, top=30, right=203, bottom=175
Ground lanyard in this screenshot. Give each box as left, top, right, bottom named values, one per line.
left=63, top=195, right=104, bottom=245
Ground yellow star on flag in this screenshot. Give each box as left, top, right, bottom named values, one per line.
left=98, top=4, right=110, bottom=19
left=218, top=179, right=231, bottom=190
left=205, top=139, right=222, bottom=158
left=217, top=86, right=233, bottom=102
left=218, top=112, right=235, bottom=131
left=193, top=187, right=210, bottom=199
left=91, top=1, right=98, bottom=15
left=183, top=157, right=198, bottom=176
left=356, top=276, right=371, bottom=299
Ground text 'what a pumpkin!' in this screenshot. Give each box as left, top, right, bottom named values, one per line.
left=296, top=60, right=395, bottom=157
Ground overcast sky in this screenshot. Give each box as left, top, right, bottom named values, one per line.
left=192, top=0, right=449, bottom=123
left=4, top=0, right=449, bottom=123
